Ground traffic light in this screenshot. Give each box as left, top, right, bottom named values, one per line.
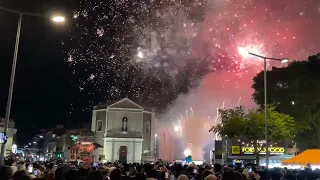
left=57, top=152, right=62, bottom=158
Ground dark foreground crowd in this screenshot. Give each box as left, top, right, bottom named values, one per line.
left=1, top=159, right=320, bottom=180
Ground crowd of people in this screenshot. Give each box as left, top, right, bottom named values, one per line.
left=0, top=159, right=320, bottom=180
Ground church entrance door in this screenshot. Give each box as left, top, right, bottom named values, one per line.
left=119, top=146, right=128, bottom=163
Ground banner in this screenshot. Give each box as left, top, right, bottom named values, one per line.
left=242, top=147, right=284, bottom=154
left=231, top=146, right=241, bottom=155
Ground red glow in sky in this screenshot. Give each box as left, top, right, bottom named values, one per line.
left=188, top=0, right=320, bottom=111
left=155, top=0, right=320, bottom=159
left=167, top=0, right=320, bottom=142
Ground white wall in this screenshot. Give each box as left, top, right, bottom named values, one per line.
left=133, top=140, right=143, bottom=162
left=104, top=141, right=113, bottom=162
left=107, top=110, right=143, bottom=133
left=91, top=110, right=107, bottom=146
left=104, top=138, right=143, bottom=163
left=92, top=99, right=154, bottom=163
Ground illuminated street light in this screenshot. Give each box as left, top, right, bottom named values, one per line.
left=248, top=52, right=289, bottom=64
left=280, top=58, right=289, bottom=64
left=52, top=16, right=65, bottom=23
left=0, top=5, right=66, bottom=165
left=246, top=49, right=289, bottom=168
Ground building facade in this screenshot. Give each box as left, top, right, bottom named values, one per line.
left=91, top=98, right=155, bottom=163
left=30, top=125, right=67, bottom=160
left=31, top=125, right=96, bottom=161
left=222, top=139, right=298, bottom=165
left=0, top=118, right=17, bottom=157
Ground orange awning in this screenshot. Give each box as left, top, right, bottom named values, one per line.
left=282, top=149, right=320, bottom=166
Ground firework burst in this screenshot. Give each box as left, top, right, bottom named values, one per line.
left=67, top=0, right=320, bottom=133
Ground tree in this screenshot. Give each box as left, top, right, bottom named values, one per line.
left=213, top=106, right=295, bottom=164
left=252, top=54, right=320, bottom=149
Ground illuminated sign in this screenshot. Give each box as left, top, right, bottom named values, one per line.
left=69, top=149, right=77, bottom=161
left=232, top=146, right=241, bottom=155
left=80, top=142, right=92, bottom=145
left=242, top=147, right=284, bottom=154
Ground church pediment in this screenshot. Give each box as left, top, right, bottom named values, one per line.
left=108, top=98, right=143, bottom=110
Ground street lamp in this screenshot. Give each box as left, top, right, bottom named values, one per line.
left=0, top=6, right=65, bottom=165
left=247, top=51, right=289, bottom=168
left=52, top=16, right=66, bottom=23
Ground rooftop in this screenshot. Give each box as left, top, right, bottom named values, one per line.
left=93, top=98, right=154, bottom=113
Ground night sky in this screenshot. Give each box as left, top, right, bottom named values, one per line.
left=0, top=0, right=75, bottom=144
left=1, top=0, right=320, bottom=145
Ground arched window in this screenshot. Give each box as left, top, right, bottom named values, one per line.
left=122, top=117, right=128, bottom=131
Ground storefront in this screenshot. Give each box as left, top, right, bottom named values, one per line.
left=228, top=145, right=285, bottom=164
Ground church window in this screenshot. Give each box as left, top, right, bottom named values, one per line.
left=97, top=120, right=103, bottom=132
left=145, top=122, right=150, bottom=133
left=122, top=117, right=128, bottom=131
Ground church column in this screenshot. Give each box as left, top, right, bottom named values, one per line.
left=151, top=110, right=156, bottom=154
left=91, top=110, right=97, bottom=132
left=104, top=110, right=108, bottom=136
left=111, top=139, right=115, bottom=162
left=133, top=140, right=135, bottom=162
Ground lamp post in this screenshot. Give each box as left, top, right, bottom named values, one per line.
left=248, top=52, right=288, bottom=168
left=0, top=6, right=65, bottom=164
left=224, top=135, right=228, bottom=165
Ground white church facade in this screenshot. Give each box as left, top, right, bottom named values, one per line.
left=91, top=98, right=155, bottom=163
